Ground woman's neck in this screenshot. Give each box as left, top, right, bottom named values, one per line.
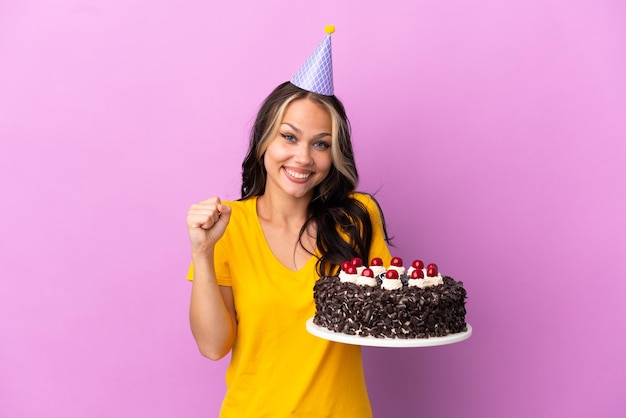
left=256, top=192, right=311, bottom=227
left=255, top=192, right=317, bottom=271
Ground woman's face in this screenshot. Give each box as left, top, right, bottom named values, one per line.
left=263, top=98, right=333, bottom=200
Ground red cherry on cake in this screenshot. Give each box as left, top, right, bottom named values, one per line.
left=351, top=257, right=363, bottom=267
left=390, top=257, right=403, bottom=267
left=345, top=265, right=357, bottom=275
left=341, top=261, right=352, bottom=271
left=385, top=270, right=399, bottom=279
left=362, top=268, right=374, bottom=278
left=370, top=257, right=383, bottom=266
left=426, top=263, right=439, bottom=277
left=411, top=259, right=424, bottom=270
left=411, top=269, right=425, bottom=279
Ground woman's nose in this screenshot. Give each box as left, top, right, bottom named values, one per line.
left=293, top=144, right=313, bottom=164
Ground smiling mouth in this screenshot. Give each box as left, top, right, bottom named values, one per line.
left=285, top=168, right=312, bottom=179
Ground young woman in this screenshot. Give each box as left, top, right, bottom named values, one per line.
left=186, top=81, right=392, bottom=417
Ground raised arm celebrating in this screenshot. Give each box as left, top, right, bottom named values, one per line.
left=187, top=197, right=236, bottom=360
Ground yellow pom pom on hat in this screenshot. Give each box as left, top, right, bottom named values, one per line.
left=290, top=25, right=335, bottom=96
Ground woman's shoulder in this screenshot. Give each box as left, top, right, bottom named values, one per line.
left=222, top=197, right=256, bottom=209
left=349, top=191, right=380, bottom=208
left=220, top=197, right=258, bottom=222
left=350, top=191, right=372, bottom=202
left=349, top=192, right=387, bottom=221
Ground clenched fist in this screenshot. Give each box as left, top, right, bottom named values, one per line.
left=186, top=197, right=232, bottom=255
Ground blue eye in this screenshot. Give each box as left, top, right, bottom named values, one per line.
left=281, top=134, right=296, bottom=142
left=313, top=141, right=330, bottom=150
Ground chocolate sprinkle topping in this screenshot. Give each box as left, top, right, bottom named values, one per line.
left=313, top=275, right=467, bottom=339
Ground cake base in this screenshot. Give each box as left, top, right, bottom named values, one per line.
left=306, top=318, right=472, bottom=347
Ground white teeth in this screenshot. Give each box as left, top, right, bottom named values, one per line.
left=285, top=169, right=311, bottom=179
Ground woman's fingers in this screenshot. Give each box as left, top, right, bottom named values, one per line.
left=187, top=197, right=222, bottom=229
left=186, top=197, right=231, bottom=250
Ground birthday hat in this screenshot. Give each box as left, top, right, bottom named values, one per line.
left=290, top=25, right=335, bottom=96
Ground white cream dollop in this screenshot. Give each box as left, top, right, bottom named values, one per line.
left=369, top=265, right=386, bottom=278
left=409, top=274, right=444, bottom=288
left=407, top=267, right=426, bottom=286
left=407, top=278, right=421, bottom=287
left=356, top=275, right=378, bottom=287
left=381, top=278, right=403, bottom=290
left=338, top=270, right=358, bottom=284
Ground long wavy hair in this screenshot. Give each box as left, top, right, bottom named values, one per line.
left=240, top=82, right=390, bottom=275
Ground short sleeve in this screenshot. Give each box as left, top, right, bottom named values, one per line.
left=184, top=235, right=232, bottom=286
left=213, top=238, right=232, bottom=286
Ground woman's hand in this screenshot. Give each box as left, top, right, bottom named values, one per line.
left=186, top=197, right=232, bottom=255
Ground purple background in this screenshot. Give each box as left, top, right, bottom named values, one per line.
left=1, top=1, right=625, bottom=417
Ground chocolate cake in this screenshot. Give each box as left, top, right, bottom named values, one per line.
left=312, top=257, right=468, bottom=339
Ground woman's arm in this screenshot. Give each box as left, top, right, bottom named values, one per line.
left=186, top=197, right=237, bottom=360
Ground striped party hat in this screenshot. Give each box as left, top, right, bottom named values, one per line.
left=290, top=25, right=335, bottom=96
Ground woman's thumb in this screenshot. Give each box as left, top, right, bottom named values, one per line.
left=218, top=204, right=232, bottom=222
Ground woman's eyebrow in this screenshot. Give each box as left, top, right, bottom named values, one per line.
left=281, top=122, right=301, bottom=133
left=313, top=132, right=332, bottom=139
left=281, top=122, right=331, bottom=139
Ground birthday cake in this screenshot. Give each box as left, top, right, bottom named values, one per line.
left=312, top=257, right=468, bottom=339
